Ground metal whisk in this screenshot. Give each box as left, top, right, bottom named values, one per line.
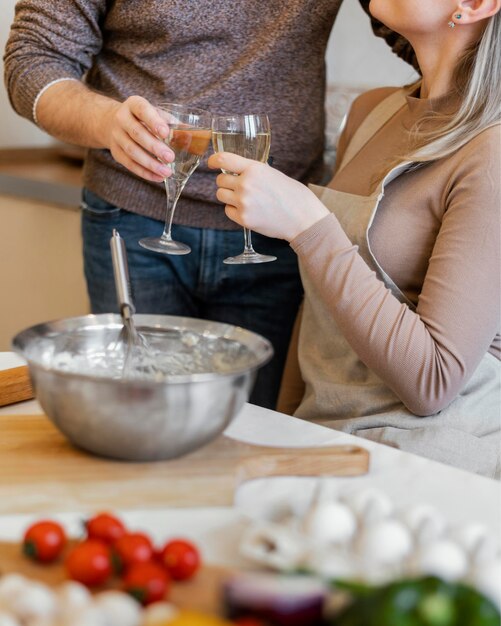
left=110, top=229, right=155, bottom=377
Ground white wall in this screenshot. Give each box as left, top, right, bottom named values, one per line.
left=0, top=0, right=418, bottom=149
left=327, top=0, right=418, bottom=88
left=0, top=0, right=53, bottom=148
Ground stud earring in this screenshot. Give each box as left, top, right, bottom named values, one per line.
left=448, top=21, right=456, bottom=28
left=455, top=13, right=462, bottom=19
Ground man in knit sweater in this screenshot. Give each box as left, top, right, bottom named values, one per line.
left=4, top=0, right=414, bottom=409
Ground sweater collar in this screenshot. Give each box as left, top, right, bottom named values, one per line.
left=401, top=82, right=458, bottom=130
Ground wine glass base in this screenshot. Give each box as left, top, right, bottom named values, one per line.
left=223, top=252, right=277, bottom=265
left=138, top=237, right=191, bottom=255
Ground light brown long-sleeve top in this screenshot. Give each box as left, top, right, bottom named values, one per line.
left=286, top=87, right=500, bottom=417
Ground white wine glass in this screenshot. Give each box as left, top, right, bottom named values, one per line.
left=139, top=103, right=212, bottom=255
left=212, top=113, right=276, bottom=264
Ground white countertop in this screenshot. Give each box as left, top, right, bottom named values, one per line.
left=1, top=352, right=499, bottom=566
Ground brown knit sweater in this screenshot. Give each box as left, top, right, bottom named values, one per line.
left=4, top=0, right=415, bottom=230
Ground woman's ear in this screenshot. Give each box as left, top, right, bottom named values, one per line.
left=454, top=0, right=501, bottom=25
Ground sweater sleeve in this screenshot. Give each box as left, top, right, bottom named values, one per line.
left=357, top=0, right=419, bottom=72
left=291, top=127, right=500, bottom=416
left=4, top=0, right=108, bottom=123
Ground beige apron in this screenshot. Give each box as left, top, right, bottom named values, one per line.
left=295, top=90, right=501, bottom=479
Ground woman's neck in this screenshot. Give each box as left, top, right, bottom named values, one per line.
left=413, top=40, right=461, bottom=99
left=408, top=26, right=482, bottom=99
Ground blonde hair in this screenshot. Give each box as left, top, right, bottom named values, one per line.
left=408, top=12, right=501, bottom=163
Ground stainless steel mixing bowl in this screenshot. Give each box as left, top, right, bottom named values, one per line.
left=12, top=314, right=273, bottom=461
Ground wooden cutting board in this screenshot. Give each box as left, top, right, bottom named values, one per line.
left=0, top=366, right=34, bottom=407
left=0, top=413, right=369, bottom=515
left=0, top=539, right=229, bottom=614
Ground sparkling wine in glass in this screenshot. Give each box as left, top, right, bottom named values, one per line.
left=139, top=103, right=212, bottom=255
left=212, top=113, right=276, bottom=264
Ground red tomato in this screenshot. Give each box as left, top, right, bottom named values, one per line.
left=113, top=532, right=154, bottom=571
left=65, top=539, right=112, bottom=587
left=160, top=538, right=201, bottom=581
left=152, top=546, right=165, bottom=563
left=123, top=561, right=170, bottom=605
left=23, top=520, right=66, bottom=563
left=85, top=512, right=126, bottom=544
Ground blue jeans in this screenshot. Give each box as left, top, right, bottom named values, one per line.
left=81, top=189, right=303, bottom=409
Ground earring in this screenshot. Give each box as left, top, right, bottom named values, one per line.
left=449, top=9, right=462, bottom=27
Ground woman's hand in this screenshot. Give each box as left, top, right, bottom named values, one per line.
left=208, top=153, right=330, bottom=241
left=104, top=96, right=174, bottom=183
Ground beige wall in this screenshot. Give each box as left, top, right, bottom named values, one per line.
left=0, top=195, right=89, bottom=350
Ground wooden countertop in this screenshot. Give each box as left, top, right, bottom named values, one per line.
left=0, top=145, right=83, bottom=207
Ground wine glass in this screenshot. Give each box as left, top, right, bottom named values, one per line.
left=212, top=113, right=277, bottom=264
left=139, top=103, right=212, bottom=255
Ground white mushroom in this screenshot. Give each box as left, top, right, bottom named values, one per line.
left=240, top=521, right=308, bottom=570
left=451, top=522, right=489, bottom=555
left=303, top=501, right=357, bottom=546
left=415, top=539, right=468, bottom=581
left=24, top=617, right=58, bottom=626
left=471, top=534, right=500, bottom=567
left=56, top=581, right=92, bottom=611
left=58, top=605, right=108, bottom=626
left=307, top=546, right=359, bottom=580
left=401, top=503, right=446, bottom=544
left=94, top=590, right=142, bottom=626
left=142, top=602, right=179, bottom=625
left=357, top=519, right=413, bottom=567
left=0, top=575, right=29, bottom=602
left=7, top=582, right=57, bottom=621
left=265, top=499, right=296, bottom=525
left=0, top=613, right=21, bottom=626
left=343, top=488, right=393, bottom=524
left=472, top=559, right=501, bottom=611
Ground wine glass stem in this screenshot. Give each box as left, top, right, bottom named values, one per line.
left=243, top=227, right=256, bottom=254
left=162, top=177, right=185, bottom=242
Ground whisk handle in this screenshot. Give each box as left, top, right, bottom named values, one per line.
left=110, top=229, right=136, bottom=318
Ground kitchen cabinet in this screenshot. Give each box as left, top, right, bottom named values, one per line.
left=0, top=155, right=89, bottom=350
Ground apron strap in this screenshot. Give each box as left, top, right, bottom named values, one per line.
left=337, top=88, right=411, bottom=173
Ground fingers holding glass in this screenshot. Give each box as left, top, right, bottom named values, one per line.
left=211, top=114, right=276, bottom=264
left=125, top=95, right=170, bottom=141
left=108, top=97, right=174, bottom=182
left=138, top=103, right=212, bottom=255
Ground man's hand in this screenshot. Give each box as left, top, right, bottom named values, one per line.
left=104, top=95, right=174, bottom=183
left=36, top=82, right=174, bottom=183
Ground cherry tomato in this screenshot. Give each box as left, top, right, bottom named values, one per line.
left=23, top=520, right=66, bottom=563
left=152, top=546, right=165, bottom=563
left=65, top=539, right=112, bottom=587
left=113, top=532, right=154, bottom=571
left=85, top=512, right=126, bottom=544
left=123, top=561, right=170, bottom=605
left=160, top=538, right=201, bottom=581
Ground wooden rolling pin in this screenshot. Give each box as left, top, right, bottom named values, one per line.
left=0, top=366, right=34, bottom=407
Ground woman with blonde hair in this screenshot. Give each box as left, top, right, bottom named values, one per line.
left=209, top=0, right=501, bottom=478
